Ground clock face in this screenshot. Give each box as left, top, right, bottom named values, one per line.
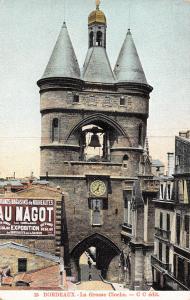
left=90, top=180, right=106, bottom=197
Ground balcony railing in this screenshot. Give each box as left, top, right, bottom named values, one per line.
left=155, top=227, right=171, bottom=240
left=151, top=255, right=171, bottom=273
left=122, top=223, right=132, bottom=234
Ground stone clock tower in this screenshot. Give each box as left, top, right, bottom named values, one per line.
left=37, top=1, right=158, bottom=289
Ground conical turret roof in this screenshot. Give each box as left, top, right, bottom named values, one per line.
left=114, top=29, right=147, bottom=85
left=82, top=47, right=115, bottom=84
left=42, top=22, right=80, bottom=79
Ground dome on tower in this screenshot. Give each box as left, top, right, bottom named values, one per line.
left=88, top=1, right=106, bottom=25
left=88, top=9, right=106, bottom=25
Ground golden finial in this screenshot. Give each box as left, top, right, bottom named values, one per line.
left=96, top=0, right=100, bottom=10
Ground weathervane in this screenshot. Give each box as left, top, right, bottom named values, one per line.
left=96, top=0, right=100, bottom=10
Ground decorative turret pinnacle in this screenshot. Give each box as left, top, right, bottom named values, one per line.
left=114, top=29, right=148, bottom=85
left=96, top=0, right=100, bottom=10
left=83, top=2, right=115, bottom=84
left=41, top=22, right=80, bottom=80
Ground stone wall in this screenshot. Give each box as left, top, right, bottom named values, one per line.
left=41, top=152, right=142, bottom=177
left=40, top=90, right=148, bottom=116
left=48, top=178, right=125, bottom=252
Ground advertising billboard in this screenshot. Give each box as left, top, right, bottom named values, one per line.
left=0, top=198, right=55, bottom=237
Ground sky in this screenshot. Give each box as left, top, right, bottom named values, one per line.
left=0, top=0, right=190, bottom=178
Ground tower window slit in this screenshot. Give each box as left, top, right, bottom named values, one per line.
left=138, top=124, right=143, bottom=146
left=52, top=118, right=59, bottom=142
left=123, top=154, right=129, bottom=168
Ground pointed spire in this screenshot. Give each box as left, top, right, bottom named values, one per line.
left=114, top=29, right=147, bottom=85
left=82, top=47, right=115, bottom=84
left=42, top=22, right=80, bottom=80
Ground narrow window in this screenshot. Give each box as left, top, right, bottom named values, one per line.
left=176, top=155, right=180, bottom=166
left=159, top=242, right=162, bottom=261
left=185, top=215, right=190, bottom=248
left=185, top=215, right=189, bottom=233
left=178, top=180, right=184, bottom=202
left=138, top=124, right=143, bottom=146
left=123, top=190, right=132, bottom=225
left=18, top=258, right=27, bottom=272
left=160, top=184, right=164, bottom=199
left=89, top=31, right=94, bottom=47
left=123, top=154, right=129, bottom=168
left=73, top=94, right=79, bottom=103
left=52, top=118, right=59, bottom=142
left=120, top=97, right=125, bottom=106
left=167, top=184, right=171, bottom=199
left=167, top=214, right=170, bottom=232
left=176, top=214, right=181, bottom=245
left=166, top=245, right=169, bottom=265
left=178, top=257, right=185, bottom=283
left=173, top=254, right=177, bottom=278
left=160, top=212, right=163, bottom=229
left=96, top=31, right=103, bottom=46
left=124, top=193, right=128, bottom=224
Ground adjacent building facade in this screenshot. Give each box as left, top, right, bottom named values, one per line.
left=152, top=131, right=190, bottom=290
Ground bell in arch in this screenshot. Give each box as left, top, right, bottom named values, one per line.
left=88, top=132, right=101, bottom=148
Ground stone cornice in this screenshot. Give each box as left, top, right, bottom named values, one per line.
left=40, top=144, right=80, bottom=150
left=40, top=175, right=137, bottom=180
left=110, top=147, right=144, bottom=152
left=115, top=81, right=153, bottom=95
left=40, top=107, right=148, bottom=119
left=37, top=77, right=83, bottom=92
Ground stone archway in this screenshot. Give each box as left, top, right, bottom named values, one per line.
left=70, top=233, right=121, bottom=282
left=66, top=113, right=128, bottom=141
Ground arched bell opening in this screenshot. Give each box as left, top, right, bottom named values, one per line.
left=96, top=31, right=103, bottom=46
left=66, top=114, right=131, bottom=162
left=79, top=123, right=115, bottom=162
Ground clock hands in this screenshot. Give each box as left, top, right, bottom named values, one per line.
left=94, top=184, right=101, bottom=192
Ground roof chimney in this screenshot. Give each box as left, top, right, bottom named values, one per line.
left=167, top=152, right=174, bottom=176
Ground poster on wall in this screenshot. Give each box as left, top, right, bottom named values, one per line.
left=0, top=198, right=55, bottom=236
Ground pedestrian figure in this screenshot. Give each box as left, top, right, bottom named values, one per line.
left=88, top=257, right=92, bottom=269
left=89, top=272, right=92, bottom=281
